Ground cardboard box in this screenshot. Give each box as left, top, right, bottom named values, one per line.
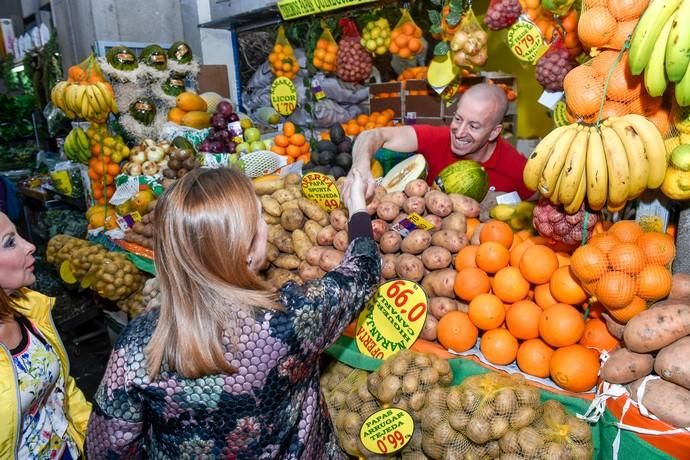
left=369, top=81, right=403, bottom=118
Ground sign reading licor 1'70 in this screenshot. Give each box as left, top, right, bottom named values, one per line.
left=277, top=0, right=376, bottom=20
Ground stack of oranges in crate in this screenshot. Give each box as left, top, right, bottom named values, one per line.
left=342, top=109, right=396, bottom=136
left=270, top=122, right=311, bottom=164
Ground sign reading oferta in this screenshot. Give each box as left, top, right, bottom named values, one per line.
left=277, top=0, right=376, bottom=20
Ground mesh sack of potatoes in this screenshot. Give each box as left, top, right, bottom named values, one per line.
left=499, top=399, right=593, bottom=460
left=92, top=252, right=147, bottom=301
left=116, top=290, right=146, bottom=318
left=46, top=234, right=91, bottom=267
left=321, top=361, right=356, bottom=402
left=69, top=243, right=109, bottom=279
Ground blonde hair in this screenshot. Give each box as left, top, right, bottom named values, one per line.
left=146, top=167, right=278, bottom=379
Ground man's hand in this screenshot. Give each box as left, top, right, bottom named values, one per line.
left=344, top=161, right=377, bottom=201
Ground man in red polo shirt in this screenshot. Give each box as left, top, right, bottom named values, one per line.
left=346, top=83, right=533, bottom=200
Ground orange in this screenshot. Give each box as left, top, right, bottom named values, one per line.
left=468, top=293, right=506, bottom=330
left=408, top=38, right=422, bottom=53
left=605, top=53, right=642, bottom=102
left=506, top=300, right=542, bottom=340
left=283, top=121, right=296, bottom=137
left=550, top=344, right=600, bottom=392
left=577, top=7, right=616, bottom=48
left=492, top=267, right=530, bottom=303
left=401, top=22, right=415, bottom=36
left=466, top=218, right=480, bottom=240
left=563, top=65, right=604, bottom=118
left=289, top=133, right=306, bottom=146
left=517, top=338, right=555, bottom=378
left=579, top=318, right=619, bottom=351
left=388, top=42, right=400, bottom=54
left=608, top=0, right=649, bottom=20
left=356, top=114, right=369, bottom=126
left=394, top=34, right=409, bottom=48
left=476, top=242, right=510, bottom=274
left=480, top=329, right=519, bottom=366
left=274, top=134, right=289, bottom=147
left=571, top=245, right=608, bottom=282
left=455, top=245, right=478, bottom=270
left=556, top=252, right=571, bottom=267
left=549, top=266, right=588, bottom=305
left=398, top=48, right=412, bottom=59
left=286, top=144, right=301, bottom=158
left=609, top=220, right=644, bottom=243
left=637, top=232, right=675, bottom=266
left=509, top=238, right=535, bottom=267
left=539, top=303, right=586, bottom=347
left=479, top=220, right=514, bottom=249
left=106, top=163, right=120, bottom=176
left=607, top=243, right=646, bottom=274
left=607, top=296, right=647, bottom=323
left=589, top=233, right=620, bottom=255
left=437, top=311, right=478, bottom=352
left=595, top=271, right=636, bottom=309
left=454, top=267, right=491, bottom=302
left=534, top=283, right=559, bottom=309
left=271, top=145, right=286, bottom=156
left=636, top=265, right=672, bottom=301
left=519, top=245, right=559, bottom=284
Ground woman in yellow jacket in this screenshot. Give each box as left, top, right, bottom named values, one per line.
left=0, top=211, right=91, bottom=459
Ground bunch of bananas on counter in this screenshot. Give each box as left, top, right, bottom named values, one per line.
left=628, top=0, right=690, bottom=104
left=523, top=114, right=667, bottom=213
left=51, top=81, right=118, bottom=123
left=63, top=127, right=90, bottom=163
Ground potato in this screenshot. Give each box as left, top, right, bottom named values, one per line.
left=253, top=178, right=285, bottom=195
left=305, top=246, right=325, bottom=266
left=366, top=198, right=380, bottom=216
left=601, top=312, right=626, bottom=340
left=271, top=189, right=294, bottom=204
left=421, top=246, right=451, bottom=270
left=298, top=261, right=325, bottom=281
left=285, top=185, right=303, bottom=199
left=267, top=267, right=301, bottom=287
left=317, top=225, right=337, bottom=246
left=429, top=297, right=458, bottom=320
left=292, top=229, right=313, bottom=260
left=403, top=196, right=426, bottom=215
left=298, top=198, right=329, bottom=226
left=379, top=231, right=402, bottom=254
left=442, top=212, right=467, bottom=234
left=280, top=199, right=300, bottom=212
left=374, top=185, right=387, bottom=200
left=600, top=348, right=654, bottom=384
left=381, top=191, right=407, bottom=207
left=655, top=336, right=690, bottom=389
left=260, top=195, right=281, bottom=217
left=266, top=242, right=279, bottom=262
left=670, top=273, right=690, bottom=300
left=273, top=233, right=294, bottom=254
left=395, top=254, right=425, bottom=282
left=431, top=230, right=468, bottom=253
left=329, top=208, right=349, bottom=231
left=376, top=201, right=400, bottom=222
left=281, top=208, right=305, bottom=231
left=274, top=254, right=301, bottom=270
left=423, top=214, right=443, bottom=233
left=425, top=190, right=453, bottom=217
left=401, top=229, right=432, bottom=255
left=371, top=219, right=389, bottom=242
left=262, top=212, right=281, bottom=225
left=624, top=301, right=690, bottom=353
left=284, top=172, right=301, bottom=185
left=303, top=220, right=323, bottom=245
left=449, top=193, right=480, bottom=217
left=333, top=230, right=349, bottom=252
left=319, top=249, right=345, bottom=271
left=421, top=269, right=457, bottom=298
left=420, top=315, right=438, bottom=341
left=404, top=179, right=429, bottom=197
left=381, top=254, right=398, bottom=279
left=630, top=378, right=690, bottom=427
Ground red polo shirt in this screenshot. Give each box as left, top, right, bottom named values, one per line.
left=411, top=124, right=532, bottom=200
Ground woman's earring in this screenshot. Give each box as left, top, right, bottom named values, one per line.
left=247, top=256, right=252, bottom=266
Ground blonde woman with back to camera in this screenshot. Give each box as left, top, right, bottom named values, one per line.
left=87, top=167, right=381, bottom=458
left=0, top=211, right=91, bottom=459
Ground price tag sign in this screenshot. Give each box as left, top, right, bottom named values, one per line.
left=301, top=172, right=341, bottom=212
left=360, top=408, right=414, bottom=455
left=507, top=16, right=549, bottom=63
left=355, top=280, right=428, bottom=359
left=390, top=213, right=435, bottom=237
left=271, top=77, right=298, bottom=116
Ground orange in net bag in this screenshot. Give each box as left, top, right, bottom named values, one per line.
left=312, top=22, right=338, bottom=73
left=389, top=9, right=424, bottom=59
left=268, top=25, right=298, bottom=80
left=578, top=0, right=649, bottom=51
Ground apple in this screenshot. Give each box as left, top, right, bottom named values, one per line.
left=249, top=140, right=266, bottom=152
left=236, top=142, right=250, bottom=154
left=244, top=127, right=261, bottom=143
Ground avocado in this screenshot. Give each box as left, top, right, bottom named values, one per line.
left=129, top=98, right=157, bottom=125
left=331, top=166, right=346, bottom=178
left=334, top=153, right=352, bottom=170
left=318, top=150, right=335, bottom=166
left=106, top=45, right=138, bottom=71
left=313, top=165, right=330, bottom=174
left=330, top=124, right=346, bottom=145
left=316, top=140, right=337, bottom=153
left=303, top=161, right=316, bottom=172
left=337, top=138, right=352, bottom=154
left=140, top=44, right=168, bottom=71
left=168, top=41, right=193, bottom=64
left=171, top=136, right=196, bottom=153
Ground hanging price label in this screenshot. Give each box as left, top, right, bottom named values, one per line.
left=355, top=280, right=428, bottom=359
left=360, top=408, right=414, bottom=455
left=301, top=172, right=341, bottom=212
left=270, top=77, right=298, bottom=116
left=506, top=16, right=549, bottom=63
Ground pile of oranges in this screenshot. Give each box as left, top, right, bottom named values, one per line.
left=270, top=122, right=311, bottom=164
left=312, top=38, right=338, bottom=73
left=342, top=109, right=396, bottom=136
left=389, top=22, right=423, bottom=59
left=397, top=66, right=428, bottom=81
left=436, top=219, right=618, bottom=393
left=268, top=44, right=299, bottom=80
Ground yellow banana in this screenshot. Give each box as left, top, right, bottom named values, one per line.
left=95, top=82, right=117, bottom=114
left=80, top=87, right=91, bottom=119
left=586, top=128, right=608, bottom=211
left=523, top=125, right=572, bottom=190
left=558, top=127, right=589, bottom=206
left=645, top=12, right=675, bottom=96
left=538, top=125, right=580, bottom=198
left=609, top=119, right=650, bottom=200
left=620, top=114, right=668, bottom=188
left=87, top=85, right=104, bottom=114
left=564, top=169, right=587, bottom=214
left=600, top=125, right=631, bottom=208
left=550, top=168, right=565, bottom=205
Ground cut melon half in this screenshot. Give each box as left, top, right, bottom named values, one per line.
left=380, top=154, right=428, bottom=193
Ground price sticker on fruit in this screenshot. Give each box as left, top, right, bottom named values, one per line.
left=301, top=172, right=341, bottom=212
left=506, top=16, right=549, bottom=63
left=359, top=408, right=414, bottom=455
left=270, top=77, right=298, bottom=116
left=355, top=280, right=428, bottom=359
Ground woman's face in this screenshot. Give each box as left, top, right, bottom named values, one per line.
left=0, top=213, right=36, bottom=293
left=247, top=199, right=268, bottom=273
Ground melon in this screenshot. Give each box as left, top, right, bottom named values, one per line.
left=434, top=160, right=489, bottom=201
left=200, top=92, right=224, bottom=113
left=380, top=154, right=428, bottom=192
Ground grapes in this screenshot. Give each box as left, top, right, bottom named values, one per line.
left=484, top=0, right=522, bottom=31
left=535, top=46, right=577, bottom=92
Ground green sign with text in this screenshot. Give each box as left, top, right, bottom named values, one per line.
left=277, top=0, right=376, bottom=20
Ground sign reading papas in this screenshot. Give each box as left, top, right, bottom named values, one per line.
left=270, top=77, right=297, bottom=116
left=360, top=408, right=414, bottom=455
left=301, top=172, right=341, bottom=212
left=507, top=16, right=549, bottom=63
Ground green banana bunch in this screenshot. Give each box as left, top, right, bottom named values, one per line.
left=63, top=128, right=91, bottom=164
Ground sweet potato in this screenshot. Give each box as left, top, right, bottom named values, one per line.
left=629, top=378, right=690, bottom=427
left=366, top=198, right=380, bottom=216
left=442, top=212, right=467, bottom=234
left=281, top=208, right=305, bottom=231
left=372, top=219, right=389, bottom=242
left=624, top=301, right=690, bottom=353
left=274, top=254, right=301, bottom=270
left=379, top=231, right=402, bottom=254
left=319, top=249, right=345, bottom=271
left=421, top=315, right=438, bottom=341
left=601, top=312, right=626, bottom=340
left=305, top=246, right=325, bottom=266
left=404, top=179, right=429, bottom=197
left=266, top=242, right=279, bottom=262
left=261, top=195, right=282, bottom=217
left=431, top=230, right=468, bottom=253
left=292, top=229, right=313, bottom=260
left=401, top=229, right=432, bottom=255
left=377, top=201, right=400, bottom=222
left=303, top=220, right=323, bottom=245
left=403, top=196, right=426, bottom=215
left=425, top=190, right=453, bottom=217
left=421, top=246, right=452, bottom=270
left=298, top=261, right=325, bottom=281
left=271, top=189, right=294, bottom=204
left=421, top=268, right=457, bottom=298
left=317, top=225, right=337, bottom=246
left=655, top=336, right=690, bottom=389
left=253, top=178, right=285, bottom=195
left=381, top=191, right=407, bottom=207
left=333, top=230, right=349, bottom=252
left=395, top=254, right=425, bottom=282
left=600, top=348, right=654, bottom=384
left=330, top=209, right=349, bottom=231
left=298, top=198, right=329, bottom=226
left=670, top=273, right=690, bottom=300
left=449, top=193, right=480, bottom=217
left=381, top=254, right=398, bottom=279
left=429, top=297, right=458, bottom=320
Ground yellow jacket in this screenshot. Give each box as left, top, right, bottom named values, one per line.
left=0, top=289, right=92, bottom=458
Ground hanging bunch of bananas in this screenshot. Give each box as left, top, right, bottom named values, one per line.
left=50, top=54, right=118, bottom=122
left=523, top=114, right=667, bottom=213
left=628, top=0, right=690, bottom=105
left=63, top=127, right=90, bottom=163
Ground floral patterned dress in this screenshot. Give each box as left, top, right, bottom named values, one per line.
left=87, top=237, right=380, bottom=459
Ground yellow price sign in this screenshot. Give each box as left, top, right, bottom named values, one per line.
left=270, top=77, right=298, bottom=116
left=507, top=17, right=549, bottom=63
left=360, top=408, right=414, bottom=455
left=301, top=172, right=341, bottom=212
left=355, top=280, right=428, bottom=359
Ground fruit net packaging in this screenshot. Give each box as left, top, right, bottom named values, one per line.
left=389, top=9, right=425, bottom=59
left=269, top=26, right=299, bottom=80
left=535, top=38, right=578, bottom=93
left=449, top=9, right=489, bottom=70
left=577, top=0, right=648, bottom=52
left=336, top=19, right=373, bottom=83
left=361, top=17, right=392, bottom=56
left=484, top=0, right=522, bottom=31
left=312, top=22, right=338, bottom=73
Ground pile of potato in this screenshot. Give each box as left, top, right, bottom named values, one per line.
left=47, top=235, right=92, bottom=268
left=599, top=274, right=690, bottom=428
left=124, top=208, right=156, bottom=249
left=116, top=291, right=145, bottom=317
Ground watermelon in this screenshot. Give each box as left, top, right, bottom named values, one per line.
left=434, top=160, right=489, bottom=201
left=106, top=45, right=138, bottom=71
left=380, top=154, right=428, bottom=193
left=140, top=44, right=168, bottom=71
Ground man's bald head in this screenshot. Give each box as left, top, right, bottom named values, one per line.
left=459, top=83, right=508, bottom=126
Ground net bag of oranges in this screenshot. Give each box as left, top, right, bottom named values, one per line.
left=269, top=25, right=299, bottom=80
left=570, top=220, right=676, bottom=323
left=450, top=9, right=489, bottom=70
left=577, top=0, right=648, bottom=52
left=336, top=18, right=373, bottom=83
left=389, top=9, right=424, bottom=59
left=312, top=22, right=338, bottom=73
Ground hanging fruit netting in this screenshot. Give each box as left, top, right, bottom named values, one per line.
left=577, top=0, right=648, bottom=51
